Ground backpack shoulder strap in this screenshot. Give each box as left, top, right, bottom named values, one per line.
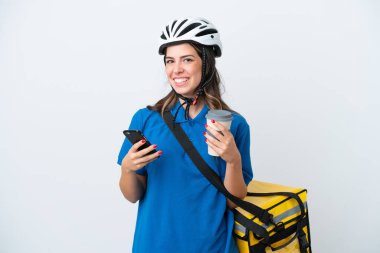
left=162, top=110, right=273, bottom=225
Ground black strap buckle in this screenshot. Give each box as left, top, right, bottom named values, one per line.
left=298, top=231, right=310, bottom=250
left=261, top=211, right=274, bottom=225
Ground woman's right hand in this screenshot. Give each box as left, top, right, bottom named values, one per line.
left=121, top=140, right=162, bottom=174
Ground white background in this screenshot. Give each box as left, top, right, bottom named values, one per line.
left=1, top=0, right=379, bottom=252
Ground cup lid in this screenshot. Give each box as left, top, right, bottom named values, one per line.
left=205, top=110, right=233, bottom=122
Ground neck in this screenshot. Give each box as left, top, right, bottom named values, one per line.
left=178, top=97, right=205, bottom=119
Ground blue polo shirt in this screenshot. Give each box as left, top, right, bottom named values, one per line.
left=117, top=102, right=253, bottom=253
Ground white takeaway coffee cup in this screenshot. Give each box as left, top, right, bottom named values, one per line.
left=205, top=110, right=233, bottom=156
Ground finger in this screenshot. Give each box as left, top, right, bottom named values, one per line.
left=137, top=156, right=160, bottom=169
left=136, top=144, right=158, bottom=157
left=131, top=139, right=148, bottom=152
left=210, top=120, right=231, bottom=136
left=134, top=150, right=162, bottom=165
left=205, top=124, right=225, bottom=141
left=204, top=132, right=225, bottom=150
left=145, top=150, right=162, bottom=162
left=205, top=138, right=223, bottom=155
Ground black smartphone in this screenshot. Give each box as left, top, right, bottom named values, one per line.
left=123, top=130, right=157, bottom=155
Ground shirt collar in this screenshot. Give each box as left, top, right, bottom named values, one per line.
left=170, top=101, right=209, bottom=124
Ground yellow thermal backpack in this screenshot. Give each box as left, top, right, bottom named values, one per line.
left=163, top=112, right=312, bottom=253
left=234, top=180, right=311, bottom=253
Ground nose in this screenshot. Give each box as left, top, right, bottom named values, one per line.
left=173, top=62, right=184, bottom=74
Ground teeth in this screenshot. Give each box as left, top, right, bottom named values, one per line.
left=174, top=78, right=188, bottom=83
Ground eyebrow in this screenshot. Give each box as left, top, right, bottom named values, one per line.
left=165, top=54, right=195, bottom=59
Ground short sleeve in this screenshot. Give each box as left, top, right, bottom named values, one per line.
left=234, top=117, right=254, bottom=185
left=117, top=109, right=147, bottom=175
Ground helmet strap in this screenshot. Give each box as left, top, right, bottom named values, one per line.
left=171, top=46, right=215, bottom=121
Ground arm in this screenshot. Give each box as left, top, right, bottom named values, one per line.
left=119, top=169, right=147, bottom=203
left=119, top=140, right=162, bottom=203
left=204, top=121, right=247, bottom=209
left=224, top=157, right=247, bottom=209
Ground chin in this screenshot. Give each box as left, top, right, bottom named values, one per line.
left=172, top=87, right=196, bottom=98
left=177, top=92, right=196, bottom=98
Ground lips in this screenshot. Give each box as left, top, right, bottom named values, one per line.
left=173, top=78, right=189, bottom=86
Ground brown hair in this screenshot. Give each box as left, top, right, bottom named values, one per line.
left=147, top=42, right=232, bottom=116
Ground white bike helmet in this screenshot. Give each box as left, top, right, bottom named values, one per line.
left=158, top=17, right=223, bottom=57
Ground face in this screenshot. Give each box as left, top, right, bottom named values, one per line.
left=165, top=43, right=202, bottom=97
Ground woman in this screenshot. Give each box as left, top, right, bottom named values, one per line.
left=117, top=17, right=253, bottom=253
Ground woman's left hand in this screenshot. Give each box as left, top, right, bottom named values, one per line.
left=204, top=120, right=241, bottom=164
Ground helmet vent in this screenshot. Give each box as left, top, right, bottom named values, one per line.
left=201, top=20, right=209, bottom=24
left=173, top=19, right=188, bottom=37
left=165, top=25, right=170, bottom=37
left=195, top=29, right=218, bottom=37
left=161, top=33, right=167, bottom=40
left=171, top=20, right=178, bottom=32
left=199, top=25, right=207, bottom=29
left=177, top=22, right=202, bottom=37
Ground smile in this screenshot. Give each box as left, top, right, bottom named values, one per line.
left=174, top=78, right=189, bottom=84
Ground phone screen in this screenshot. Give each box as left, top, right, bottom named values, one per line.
left=123, top=130, right=157, bottom=155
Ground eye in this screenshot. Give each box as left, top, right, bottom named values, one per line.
left=165, top=59, right=174, bottom=64
left=184, top=58, right=193, bottom=63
